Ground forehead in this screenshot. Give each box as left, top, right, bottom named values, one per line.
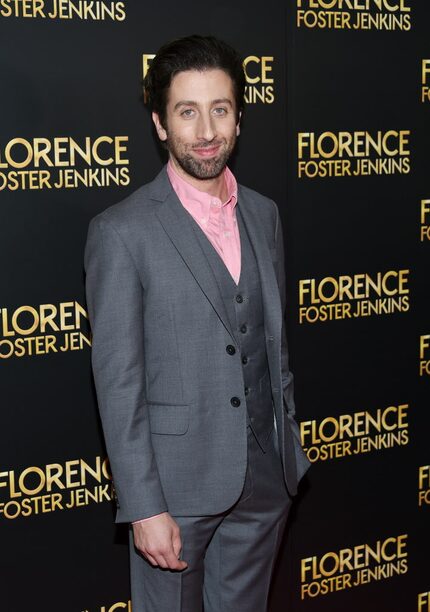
left=167, top=69, right=235, bottom=105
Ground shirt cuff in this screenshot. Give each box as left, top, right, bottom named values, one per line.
left=131, top=512, right=166, bottom=525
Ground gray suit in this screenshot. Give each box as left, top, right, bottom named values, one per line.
left=84, top=166, right=310, bottom=610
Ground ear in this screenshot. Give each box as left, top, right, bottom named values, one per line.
left=236, top=110, right=242, bottom=137
left=152, top=112, right=168, bottom=142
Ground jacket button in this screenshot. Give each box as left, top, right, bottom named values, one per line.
left=240, top=324, right=247, bottom=334
left=230, top=397, right=241, bottom=407
left=226, top=345, right=236, bottom=355
left=235, top=294, right=243, bottom=303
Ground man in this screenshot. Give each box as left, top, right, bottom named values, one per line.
left=85, top=35, right=310, bottom=612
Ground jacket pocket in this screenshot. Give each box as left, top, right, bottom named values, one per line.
left=147, top=403, right=190, bottom=435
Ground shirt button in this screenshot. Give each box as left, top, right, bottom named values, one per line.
left=226, top=345, right=236, bottom=355
left=235, top=295, right=243, bottom=303
left=244, top=387, right=250, bottom=396
left=240, top=324, right=247, bottom=334
left=230, top=397, right=241, bottom=407
left=241, top=356, right=248, bottom=365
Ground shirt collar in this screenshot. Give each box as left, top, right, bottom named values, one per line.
left=167, top=159, right=238, bottom=211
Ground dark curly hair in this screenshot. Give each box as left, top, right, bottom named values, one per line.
left=144, top=35, right=246, bottom=128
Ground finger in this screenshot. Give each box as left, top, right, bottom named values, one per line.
left=143, top=551, right=158, bottom=566
left=172, top=537, right=188, bottom=568
left=152, top=553, right=169, bottom=569
left=177, top=559, right=188, bottom=570
left=163, top=549, right=188, bottom=570
left=142, top=546, right=170, bottom=568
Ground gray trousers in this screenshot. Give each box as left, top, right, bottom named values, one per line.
left=129, top=425, right=292, bottom=612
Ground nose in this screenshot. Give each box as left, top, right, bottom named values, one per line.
left=196, top=112, right=216, bottom=142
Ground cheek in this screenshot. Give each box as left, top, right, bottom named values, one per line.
left=221, top=119, right=239, bottom=139
left=169, top=121, right=197, bottom=142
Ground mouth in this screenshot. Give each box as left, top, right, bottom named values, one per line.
left=192, top=144, right=222, bottom=158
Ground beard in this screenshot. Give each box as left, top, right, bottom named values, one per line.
left=165, top=133, right=237, bottom=181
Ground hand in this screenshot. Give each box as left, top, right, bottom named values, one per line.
left=132, top=512, right=188, bottom=570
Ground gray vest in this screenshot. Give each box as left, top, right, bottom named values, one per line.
left=190, top=204, right=275, bottom=450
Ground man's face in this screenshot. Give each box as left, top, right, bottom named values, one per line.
left=152, top=69, right=241, bottom=181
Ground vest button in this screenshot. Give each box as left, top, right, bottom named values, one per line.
left=241, top=356, right=248, bottom=365
left=240, top=324, right=247, bottom=334
left=235, top=294, right=243, bottom=303
left=226, top=345, right=236, bottom=355
left=230, top=397, right=241, bottom=407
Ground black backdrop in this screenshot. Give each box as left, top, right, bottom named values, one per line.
left=0, top=1, right=428, bottom=611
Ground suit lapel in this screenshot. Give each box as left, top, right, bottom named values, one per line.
left=153, top=170, right=236, bottom=342
left=190, top=220, right=241, bottom=342
left=150, top=167, right=282, bottom=349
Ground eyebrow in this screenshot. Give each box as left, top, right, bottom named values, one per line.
left=173, top=98, right=233, bottom=111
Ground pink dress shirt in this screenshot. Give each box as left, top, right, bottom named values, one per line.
left=167, top=160, right=241, bottom=284
left=132, top=162, right=242, bottom=525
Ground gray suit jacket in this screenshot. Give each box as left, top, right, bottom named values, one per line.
left=84, top=166, right=310, bottom=523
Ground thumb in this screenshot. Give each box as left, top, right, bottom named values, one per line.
left=172, top=531, right=188, bottom=568
left=172, top=530, right=182, bottom=557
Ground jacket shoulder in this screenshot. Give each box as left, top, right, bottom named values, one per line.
left=89, top=168, right=170, bottom=231
left=91, top=184, right=156, bottom=230
left=238, top=183, right=278, bottom=223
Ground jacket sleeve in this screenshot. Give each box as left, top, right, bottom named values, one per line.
left=272, top=200, right=311, bottom=485
left=84, top=214, right=168, bottom=523
left=272, top=201, right=296, bottom=418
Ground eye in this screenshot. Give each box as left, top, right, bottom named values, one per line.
left=181, top=108, right=195, bottom=118
left=213, top=107, right=228, bottom=116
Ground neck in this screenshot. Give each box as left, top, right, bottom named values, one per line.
left=169, top=156, right=228, bottom=201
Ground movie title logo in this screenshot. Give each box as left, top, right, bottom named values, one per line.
left=301, top=403, right=409, bottom=462
left=143, top=54, right=275, bottom=105
left=243, top=56, right=275, bottom=104
left=420, top=335, right=430, bottom=377
left=418, top=466, right=430, bottom=507
left=301, top=534, right=408, bottom=599
left=0, top=301, right=91, bottom=359
left=82, top=601, right=132, bottom=612
left=298, top=270, right=410, bottom=324
left=419, top=592, right=430, bottom=611
left=296, top=0, right=411, bottom=31
left=0, top=456, right=112, bottom=520
left=421, top=201, right=430, bottom=241
left=298, top=130, right=411, bottom=178
left=0, top=0, right=126, bottom=20
left=0, top=136, right=130, bottom=191
left=422, top=60, right=430, bottom=103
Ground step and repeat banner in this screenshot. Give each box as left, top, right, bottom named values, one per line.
left=0, top=1, right=428, bottom=611
left=270, top=2, right=429, bottom=612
